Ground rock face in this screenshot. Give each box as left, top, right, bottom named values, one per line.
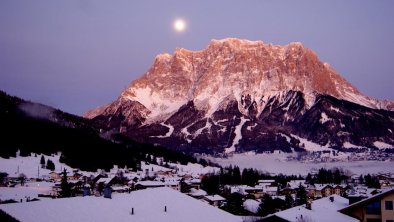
left=86, top=38, right=394, bottom=154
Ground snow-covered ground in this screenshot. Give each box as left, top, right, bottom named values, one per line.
left=0, top=187, right=242, bottom=222
left=0, top=153, right=77, bottom=179
left=207, top=153, right=394, bottom=175
left=171, top=162, right=220, bottom=176
left=0, top=182, right=55, bottom=201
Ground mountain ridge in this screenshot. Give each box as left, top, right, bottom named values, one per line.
left=86, top=38, right=394, bottom=153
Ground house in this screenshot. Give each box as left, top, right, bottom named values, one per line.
left=263, top=186, right=278, bottom=196
left=281, top=180, right=306, bottom=195
left=49, top=171, right=61, bottom=181
left=0, top=187, right=242, bottom=222
left=258, top=179, right=276, bottom=187
left=204, top=194, right=226, bottom=207
left=225, top=185, right=264, bottom=198
left=135, top=181, right=165, bottom=190
left=244, top=186, right=265, bottom=198
left=243, top=199, right=260, bottom=214
left=111, top=185, right=130, bottom=193
left=96, top=176, right=116, bottom=187
left=339, top=188, right=394, bottom=222
left=260, top=195, right=358, bottom=222
left=333, top=184, right=348, bottom=196
left=186, top=178, right=201, bottom=189
left=188, top=188, right=208, bottom=199
left=164, top=181, right=180, bottom=191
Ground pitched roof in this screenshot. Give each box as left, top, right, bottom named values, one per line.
left=339, top=187, right=394, bottom=213
left=204, top=194, right=226, bottom=202
left=264, top=195, right=357, bottom=222
left=0, top=187, right=242, bottom=222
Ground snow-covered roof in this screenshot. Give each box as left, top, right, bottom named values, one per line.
left=140, top=162, right=172, bottom=173
left=243, top=199, right=260, bottom=214
left=271, top=195, right=357, bottom=222
left=111, top=185, right=129, bottom=191
left=96, top=176, right=115, bottom=185
left=187, top=178, right=201, bottom=184
left=263, top=186, right=278, bottom=192
left=189, top=188, right=207, bottom=197
left=287, top=180, right=306, bottom=189
left=0, top=187, right=242, bottom=222
left=340, top=187, right=394, bottom=213
left=204, top=194, right=226, bottom=202
left=258, top=179, right=275, bottom=183
left=135, top=181, right=165, bottom=187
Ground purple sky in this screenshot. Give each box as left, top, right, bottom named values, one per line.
left=1, top=0, right=393, bottom=115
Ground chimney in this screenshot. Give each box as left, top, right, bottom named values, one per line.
left=164, top=205, right=167, bottom=212
left=131, top=208, right=134, bottom=215
left=329, top=196, right=334, bottom=202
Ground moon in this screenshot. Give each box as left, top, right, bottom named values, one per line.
left=173, top=19, right=186, bottom=32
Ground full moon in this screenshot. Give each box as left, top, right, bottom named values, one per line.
left=173, top=19, right=186, bottom=32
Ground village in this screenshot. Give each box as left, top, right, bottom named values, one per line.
left=1, top=153, right=394, bottom=222
left=283, top=149, right=394, bottom=163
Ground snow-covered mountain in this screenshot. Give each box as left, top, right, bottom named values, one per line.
left=86, top=38, right=394, bottom=153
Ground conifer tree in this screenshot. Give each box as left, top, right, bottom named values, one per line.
left=40, top=155, right=45, bottom=168
left=60, top=169, right=71, bottom=197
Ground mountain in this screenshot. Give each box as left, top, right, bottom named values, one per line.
left=86, top=38, right=394, bottom=154
left=0, top=91, right=197, bottom=171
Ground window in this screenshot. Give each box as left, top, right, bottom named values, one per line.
left=366, top=201, right=381, bottom=215
left=366, top=219, right=381, bottom=222
left=386, top=201, right=393, bottom=210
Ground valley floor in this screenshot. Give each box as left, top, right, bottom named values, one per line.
left=206, top=152, right=394, bottom=176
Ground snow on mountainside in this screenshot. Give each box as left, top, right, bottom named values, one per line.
left=86, top=38, right=394, bottom=153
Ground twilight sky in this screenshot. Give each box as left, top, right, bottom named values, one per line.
left=1, top=0, right=393, bottom=115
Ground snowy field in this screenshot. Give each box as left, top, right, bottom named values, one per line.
left=0, top=153, right=77, bottom=179
left=207, top=153, right=394, bottom=176
left=0, top=182, right=55, bottom=201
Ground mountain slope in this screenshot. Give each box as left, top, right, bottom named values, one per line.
left=86, top=38, right=394, bottom=154
left=0, top=91, right=197, bottom=170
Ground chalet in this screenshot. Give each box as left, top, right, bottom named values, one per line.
left=244, top=186, right=265, bottom=198
left=243, top=199, right=260, bottom=214
left=260, top=195, right=358, bottom=222
left=306, top=185, right=316, bottom=197
left=280, top=180, right=306, bottom=195
left=49, top=171, right=61, bottom=181
left=186, top=178, right=201, bottom=190
left=96, top=176, right=116, bottom=187
left=188, top=188, right=207, bottom=199
left=135, top=181, right=165, bottom=190
left=204, top=194, right=226, bottom=207
left=111, top=185, right=130, bottom=193
left=314, top=184, right=334, bottom=197
left=333, top=184, right=348, bottom=196
left=264, top=186, right=278, bottom=196
left=339, top=188, right=394, bottom=222
left=225, top=185, right=264, bottom=198
left=258, top=179, right=276, bottom=187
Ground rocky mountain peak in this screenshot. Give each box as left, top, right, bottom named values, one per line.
left=85, top=38, right=394, bottom=153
